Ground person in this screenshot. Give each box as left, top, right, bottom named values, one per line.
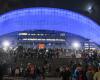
left=35, top=66, right=42, bottom=80
left=26, top=64, right=37, bottom=80
left=55, top=67, right=60, bottom=77
left=60, top=66, right=71, bottom=80
left=86, top=66, right=94, bottom=80
left=73, top=64, right=85, bottom=80
left=0, top=64, right=4, bottom=80
left=15, top=65, right=20, bottom=77
left=41, top=64, right=47, bottom=80
left=93, top=67, right=100, bottom=80
left=26, top=63, right=42, bottom=80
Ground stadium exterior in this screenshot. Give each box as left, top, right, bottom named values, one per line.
left=0, top=7, right=100, bottom=45
left=0, top=30, right=99, bottom=50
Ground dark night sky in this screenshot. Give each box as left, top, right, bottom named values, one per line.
left=0, top=0, right=100, bottom=24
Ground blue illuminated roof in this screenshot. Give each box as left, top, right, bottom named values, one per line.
left=0, top=7, right=100, bottom=44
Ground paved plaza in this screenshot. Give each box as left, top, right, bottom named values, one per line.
left=3, top=77, right=61, bottom=80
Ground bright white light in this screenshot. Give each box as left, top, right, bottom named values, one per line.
left=85, top=3, right=93, bottom=13
left=88, top=5, right=92, bottom=10
left=2, top=41, right=10, bottom=47
left=72, top=41, right=81, bottom=49
left=46, top=49, right=49, bottom=52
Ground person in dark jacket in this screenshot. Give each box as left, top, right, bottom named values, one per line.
left=73, top=64, right=86, bottom=80
left=0, top=65, right=4, bottom=80
left=0, top=64, right=7, bottom=80
left=25, top=64, right=37, bottom=80
left=60, top=66, right=71, bottom=80
left=86, top=66, right=94, bottom=80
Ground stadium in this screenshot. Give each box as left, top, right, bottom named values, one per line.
left=0, top=7, right=100, bottom=45
left=0, top=30, right=99, bottom=50
left=0, top=1, right=100, bottom=80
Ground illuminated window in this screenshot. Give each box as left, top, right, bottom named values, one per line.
left=84, top=45, right=88, bottom=47
left=37, top=34, right=40, bottom=36
left=23, top=38, right=27, bottom=40
left=37, top=39, right=42, bottom=40
left=60, top=33, right=65, bottom=36
left=22, top=38, right=65, bottom=41
left=85, top=48, right=89, bottom=50
left=19, top=33, right=28, bottom=35
left=84, top=43, right=89, bottom=45
left=90, top=48, right=95, bottom=50
left=31, top=34, right=36, bottom=35
left=41, top=34, right=44, bottom=36
left=28, top=34, right=31, bottom=35
left=41, top=39, right=45, bottom=41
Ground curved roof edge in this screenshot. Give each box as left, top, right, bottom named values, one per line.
left=0, top=7, right=99, bottom=27
left=0, top=7, right=100, bottom=44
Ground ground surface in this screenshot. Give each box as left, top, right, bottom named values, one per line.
left=3, top=77, right=61, bottom=80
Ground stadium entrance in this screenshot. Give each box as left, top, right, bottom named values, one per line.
left=38, top=42, right=46, bottom=49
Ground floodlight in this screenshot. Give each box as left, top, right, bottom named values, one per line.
left=72, top=41, right=81, bottom=49
left=2, top=41, right=10, bottom=47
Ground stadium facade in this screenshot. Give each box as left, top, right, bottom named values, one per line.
left=0, top=30, right=99, bottom=50
left=0, top=7, right=100, bottom=45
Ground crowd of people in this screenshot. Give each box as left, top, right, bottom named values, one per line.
left=15, top=47, right=66, bottom=59
left=0, top=47, right=100, bottom=80
left=58, top=63, right=100, bottom=80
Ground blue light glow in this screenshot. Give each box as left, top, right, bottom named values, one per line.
left=0, top=7, right=100, bottom=44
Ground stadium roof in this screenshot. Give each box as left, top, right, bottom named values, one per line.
left=0, top=7, right=100, bottom=44
left=0, top=0, right=100, bottom=24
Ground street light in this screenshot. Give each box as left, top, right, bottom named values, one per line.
left=2, top=40, right=10, bottom=51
